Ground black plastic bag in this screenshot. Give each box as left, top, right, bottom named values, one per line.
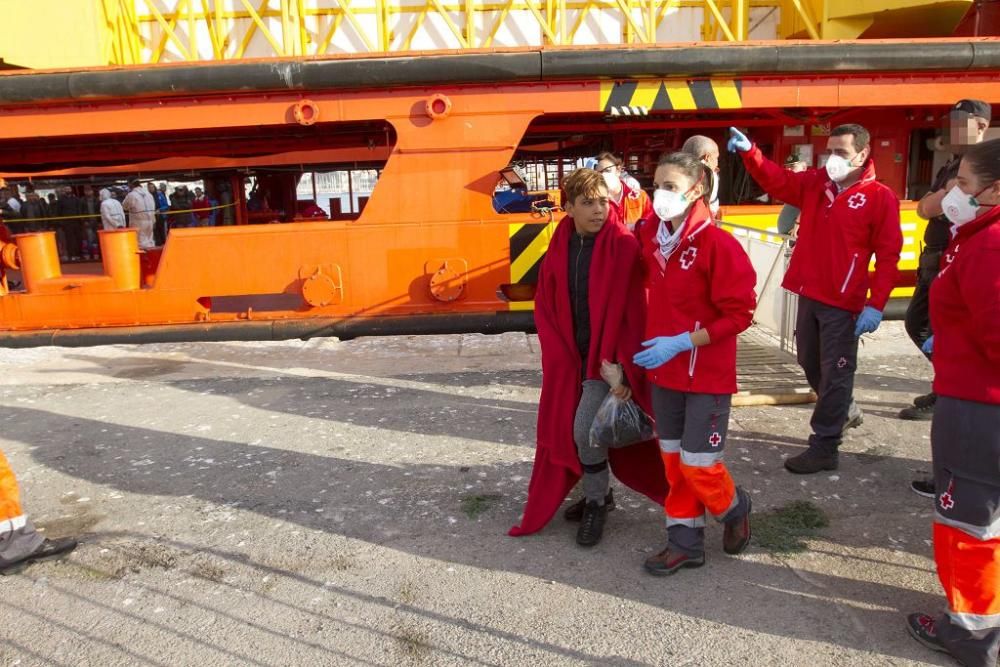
left=589, top=361, right=654, bottom=449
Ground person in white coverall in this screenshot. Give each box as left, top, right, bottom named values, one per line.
left=99, top=188, right=126, bottom=231
left=122, top=179, right=157, bottom=249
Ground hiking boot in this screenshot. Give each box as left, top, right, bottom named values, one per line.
left=784, top=448, right=838, bottom=474
left=906, top=613, right=949, bottom=655
left=0, top=537, right=78, bottom=576
left=576, top=501, right=608, bottom=547
left=843, top=401, right=864, bottom=432
left=898, top=403, right=935, bottom=421
left=723, top=496, right=752, bottom=555
left=643, top=547, right=705, bottom=576
left=913, top=392, right=937, bottom=409
left=910, top=477, right=935, bottom=498
left=564, top=489, right=615, bottom=522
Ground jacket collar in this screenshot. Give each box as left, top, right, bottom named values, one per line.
left=680, top=198, right=714, bottom=242
left=656, top=197, right=713, bottom=240
left=824, top=159, right=878, bottom=203
left=953, top=204, right=1000, bottom=242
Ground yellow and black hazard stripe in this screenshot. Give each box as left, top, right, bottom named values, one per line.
left=509, top=221, right=556, bottom=284
left=601, top=79, right=742, bottom=115
left=508, top=221, right=557, bottom=309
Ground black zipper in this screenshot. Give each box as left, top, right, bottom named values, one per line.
left=574, top=233, right=584, bottom=322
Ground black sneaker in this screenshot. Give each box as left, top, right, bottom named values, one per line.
left=784, top=448, right=838, bottom=474
left=910, top=478, right=935, bottom=498
left=913, top=392, right=937, bottom=409
left=898, top=403, right=935, bottom=421
left=906, top=613, right=949, bottom=654
left=576, top=501, right=608, bottom=547
left=0, top=537, right=78, bottom=576
left=564, top=489, right=615, bottom=522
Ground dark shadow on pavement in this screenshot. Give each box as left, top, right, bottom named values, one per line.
left=3, top=405, right=946, bottom=664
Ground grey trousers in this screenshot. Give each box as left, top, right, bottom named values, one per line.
left=573, top=379, right=631, bottom=503
left=0, top=515, right=44, bottom=568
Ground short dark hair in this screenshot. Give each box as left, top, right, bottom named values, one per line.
left=964, top=137, right=1000, bottom=186
left=657, top=151, right=714, bottom=205
left=563, top=168, right=608, bottom=204
left=831, top=124, right=871, bottom=152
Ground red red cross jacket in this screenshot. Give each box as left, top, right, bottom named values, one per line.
left=638, top=198, right=757, bottom=395
left=740, top=145, right=902, bottom=313
left=930, top=204, right=1000, bottom=405
left=610, top=180, right=653, bottom=231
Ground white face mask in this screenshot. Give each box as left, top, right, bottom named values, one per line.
left=941, top=184, right=985, bottom=226
left=602, top=171, right=621, bottom=193
left=824, top=154, right=858, bottom=183
left=653, top=188, right=690, bottom=221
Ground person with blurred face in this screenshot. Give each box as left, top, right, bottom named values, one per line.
left=904, top=138, right=1000, bottom=667
left=594, top=152, right=652, bottom=232
left=900, top=100, right=990, bottom=464
left=510, top=168, right=667, bottom=546
left=56, top=185, right=84, bottom=261
left=634, top=152, right=756, bottom=575
left=122, top=178, right=157, bottom=249
left=149, top=183, right=169, bottom=245
left=192, top=186, right=211, bottom=227
left=99, top=188, right=126, bottom=230
left=20, top=191, right=49, bottom=233
left=728, top=124, right=903, bottom=475
left=80, top=185, right=101, bottom=259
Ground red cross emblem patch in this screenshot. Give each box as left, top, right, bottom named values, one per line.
left=709, top=432, right=722, bottom=448
left=680, top=247, right=697, bottom=270
left=847, top=193, right=867, bottom=210
left=940, top=480, right=955, bottom=511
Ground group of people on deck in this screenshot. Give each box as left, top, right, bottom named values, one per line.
left=511, top=115, right=1000, bottom=667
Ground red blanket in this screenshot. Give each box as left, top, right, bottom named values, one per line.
left=509, top=210, right=668, bottom=536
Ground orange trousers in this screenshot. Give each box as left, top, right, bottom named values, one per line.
left=933, top=523, right=1000, bottom=666
left=660, top=449, right=738, bottom=525
left=0, top=449, right=24, bottom=524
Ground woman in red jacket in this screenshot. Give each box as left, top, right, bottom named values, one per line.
left=905, top=138, right=1000, bottom=667
left=634, top=152, right=757, bottom=575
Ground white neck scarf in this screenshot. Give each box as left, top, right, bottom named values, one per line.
left=656, top=218, right=685, bottom=260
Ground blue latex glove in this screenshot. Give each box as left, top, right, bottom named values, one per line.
left=854, top=306, right=883, bottom=337
left=922, top=335, right=934, bottom=355
left=727, top=127, right=751, bottom=153
left=633, top=334, right=694, bottom=370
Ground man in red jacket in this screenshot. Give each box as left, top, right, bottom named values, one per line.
left=729, top=125, right=903, bottom=474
